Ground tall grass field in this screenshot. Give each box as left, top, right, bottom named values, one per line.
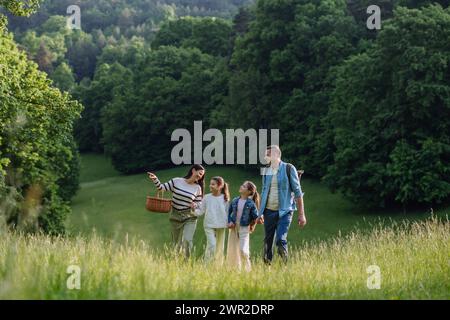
left=0, top=154, right=448, bottom=299
left=0, top=217, right=448, bottom=299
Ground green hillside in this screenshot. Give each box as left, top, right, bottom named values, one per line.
left=68, top=154, right=448, bottom=256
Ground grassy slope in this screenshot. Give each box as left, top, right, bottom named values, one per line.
left=69, top=154, right=449, bottom=256
left=1, top=218, right=448, bottom=299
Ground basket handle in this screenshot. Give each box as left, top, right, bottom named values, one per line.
left=156, top=190, right=165, bottom=199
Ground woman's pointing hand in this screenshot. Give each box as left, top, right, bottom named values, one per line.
left=147, top=172, right=157, bottom=182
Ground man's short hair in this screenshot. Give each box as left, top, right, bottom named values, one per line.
left=266, top=145, right=282, bottom=157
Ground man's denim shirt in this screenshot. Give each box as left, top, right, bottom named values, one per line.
left=260, top=161, right=304, bottom=218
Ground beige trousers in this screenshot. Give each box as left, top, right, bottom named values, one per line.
left=204, top=227, right=226, bottom=264
left=226, top=223, right=251, bottom=271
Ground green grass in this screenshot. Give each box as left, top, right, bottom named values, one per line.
left=1, top=154, right=448, bottom=299
left=0, top=217, right=448, bottom=299
left=69, top=154, right=449, bottom=255
left=78, top=153, right=118, bottom=183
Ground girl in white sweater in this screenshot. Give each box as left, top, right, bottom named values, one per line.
left=192, top=176, right=230, bottom=263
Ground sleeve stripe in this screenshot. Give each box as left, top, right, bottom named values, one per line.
left=154, top=178, right=174, bottom=192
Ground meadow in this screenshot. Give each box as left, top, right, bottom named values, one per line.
left=69, top=154, right=448, bottom=254
left=0, top=216, right=448, bottom=299
left=0, top=154, right=448, bottom=299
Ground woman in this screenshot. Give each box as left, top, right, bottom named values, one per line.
left=147, top=164, right=205, bottom=258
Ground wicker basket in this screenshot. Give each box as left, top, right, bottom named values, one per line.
left=146, top=190, right=172, bottom=213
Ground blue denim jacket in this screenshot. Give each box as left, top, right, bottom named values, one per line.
left=260, top=161, right=304, bottom=218
left=228, top=197, right=259, bottom=227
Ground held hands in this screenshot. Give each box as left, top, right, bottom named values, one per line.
left=256, top=216, right=264, bottom=225
left=227, top=222, right=235, bottom=229
left=190, top=202, right=200, bottom=211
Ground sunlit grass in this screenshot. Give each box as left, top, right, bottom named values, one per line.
left=1, top=217, right=448, bottom=299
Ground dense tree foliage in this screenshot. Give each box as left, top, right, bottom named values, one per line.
left=347, top=0, right=449, bottom=31
left=152, top=17, right=233, bottom=56
left=2, top=0, right=449, bottom=212
left=3, top=0, right=253, bottom=33
left=0, top=28, right=82, bottom=234
left=50, top=62, right=76, bottom=92
left=0, top=0, right=40, bottom=30
left=221, top=0, right=360, bottom=177
left=325, top=5, right=450, bottom=207
left=75, top=15, right=232, bottom=153
left=2, top=0, right=254, bottom=154
left=101, top=46, right=219, bottom=173
left=1, top=0, right=253, bottom=85
left=74, top=62, right=134, bottom=153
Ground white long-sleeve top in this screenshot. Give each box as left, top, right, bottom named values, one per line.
left=195, top=193, right=229, bottom=229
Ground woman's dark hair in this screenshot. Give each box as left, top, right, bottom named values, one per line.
left=211, top=176, right=230, bottom=202
left=184, top=164, right=206, bottom=196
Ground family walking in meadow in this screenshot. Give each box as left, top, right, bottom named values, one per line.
left=147, top=145, right=307, bottom=270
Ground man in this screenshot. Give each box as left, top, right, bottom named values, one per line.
left=257, top=145, right=307, bottom=264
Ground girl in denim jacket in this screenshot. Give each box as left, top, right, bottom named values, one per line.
left=226, top=181, right=260, bottom=271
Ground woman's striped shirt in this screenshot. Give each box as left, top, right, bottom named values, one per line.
left=154, top=177, right=202, bottom=211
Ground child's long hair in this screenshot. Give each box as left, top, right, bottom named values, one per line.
left=211, top=176, right=229, bottom=202
left=244, top=181, right=260, bottom=209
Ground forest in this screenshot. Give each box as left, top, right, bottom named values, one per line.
left=1, top=0, right=449, bottom=234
